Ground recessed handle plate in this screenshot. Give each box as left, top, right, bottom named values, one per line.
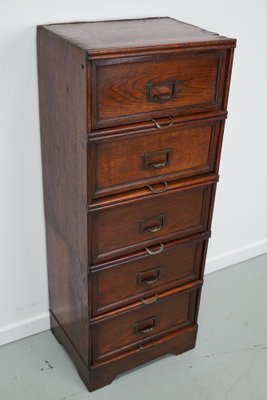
left=141, top=148, right=172, bottom=170
left=134, top=316, right=157, bottom=334
left=139, top=214, right=165, bottom=235
left=137, top=267, right=161, bottom=286
left=146, top=80, right=179, bottom=103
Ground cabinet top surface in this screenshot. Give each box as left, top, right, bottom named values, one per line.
left=41, top=17, right=236, bottom=56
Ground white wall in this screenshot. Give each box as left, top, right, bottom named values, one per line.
left=1, top=0, right=267, bottom=346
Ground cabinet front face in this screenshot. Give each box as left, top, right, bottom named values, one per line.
left=89, top=120, right=222, bottom=198
left=38, top=17, right=235, bottom=392
left=91, top=51, right=228, bottom=129
left=90, top=183, right=214, bottom=262
left=91, top=287, right=199, bottom=362
left=91, top=236, right=208, bottom=314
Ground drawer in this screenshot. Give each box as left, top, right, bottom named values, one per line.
left=91, top=51, right=227, bottom=129
left=91, top=233, right=208, bottom=314
left=90, top=324, right=198, bottom=381
left=91, top=285, right=199, bottom=361
left=89, top=120, right=221, bottom=198
left=90, top=182, right=214, bottom=262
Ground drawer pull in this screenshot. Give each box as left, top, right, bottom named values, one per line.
left=152, top=117, right=174, bottom=129
left=152, top=161, right=167, bottom=168
left=134, top=316, right=157, bottom=334
left=137, top=267, right=160, bottom=286
left=140, top=326, right=154, bottom=333
left=142, top=148, right=172, bottom=170
left=145, top=243, right=164, bottom=255
left=145, top=225, right=161, bottom=233
left=141, top=294, right=158, bottom=305
left=139, top=214, right=165, bottom=234
left=139, top=341, right=156, bottom=352
left=146, top=80, right=179, bottom=103
left=147, top=181, right=168, bottom=194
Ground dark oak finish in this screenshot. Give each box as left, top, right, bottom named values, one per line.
left=43, top=17, right=235, bottom=57
left=91, top=51, right=227, bottom=129
left=91, top=233, right=209, bottom=314
left=90, top=182, right=214, bottom=262
left=37, top=27, right=89, bottom=365
left=89, top=119, right=223, bottom=198
left=38, top=17, right=235, bottom=391
left=52, top=310, right=198, bottom=391
left=91, top=285, right=199, bottom=361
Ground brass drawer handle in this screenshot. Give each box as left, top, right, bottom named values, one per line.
left=142, top=277, right=157, bottom=285
left=145, top=243, right=164, bottom=255
left=152, top=116, right=174, bottom=129
left=151, top=161, right=167, bottom=168
left=139, top=341, right=156, bottom=352
left=147, top=181, right=168, bottom=194
left=137, top=267, right=161, bottom=286
left=141, top=294, right=158, bottom=305
left=146, top=80, right=179, bottom=103
left=145, top=225, right=161, bottom=233
left=139, top=214, right=165, bottom=234
left=134, top=316, right=157, bottom=334
left=141, top=148, right=172, bottom=170
left=140, top=326, right=154, bottom=333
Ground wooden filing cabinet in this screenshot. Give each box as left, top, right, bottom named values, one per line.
left=37, top=17, right=236, bottom=391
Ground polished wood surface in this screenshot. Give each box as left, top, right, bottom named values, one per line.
left=89, top=120, right=221, bottom=198
left=90, top=182, right=214, bottom=262
left=91, top=233, right=209, bottom=314
left=43, top=17, right=235, bottom=56
left=37, top=26, right=89, bottom=365
left=91, top=285, right=199, bottom=361
left=91, top=51, right=227, bottom=128
left=38, top=17, right=235, bottom=391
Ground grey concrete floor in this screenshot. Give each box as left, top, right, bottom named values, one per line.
left=1, top=254, right=267, bottom=400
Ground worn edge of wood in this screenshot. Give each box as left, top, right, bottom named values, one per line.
left=50, top=312, right=90, bottom=386
left=89, top=279, right=203, bottom=324
left=88, top=323, right=198, bottom=390
left=38, top=18, right=236, bottom=60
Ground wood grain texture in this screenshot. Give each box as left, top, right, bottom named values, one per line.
left=42, top=17, right=236, bottom=57
left=47, top=222, right=89, bottom=364
left=89, top=119, right=222, bottom=198
left=91, top=286, right=199, bottom=361
left=91, top=51, right=227, bottom=128
left=89, top=174, right=219, bottom=209
left=90, top=182, right=214, bottom=262
left=37, top=17, right=236, bottom=391
left=37, top=27, right=89, bottom=364
left=89, top=324, right=198, bottom=391
left=37, top=26, right=88, bottom=262
left=88, top=111, right=227, bottom=137
left=91, top=233, right=209, bottom=315
left=51, top=311, right=198, bottom=392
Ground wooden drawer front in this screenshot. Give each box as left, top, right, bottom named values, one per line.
left=91, top=51, right=226, bottom=129
left=92, top=235, right=208, bottom=314
left=91, top=287, right=199, bottom=361
left=90, top=324, right=198, bottom=380
left=90, top=121, right=220, bottom=198
left=90, top=183, right=213, bottom=262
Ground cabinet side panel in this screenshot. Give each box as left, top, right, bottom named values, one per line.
left=46, top=221, right=89, bottom=365
left=37, top=26, right=88, bottom=262
left=37, top=27, right=89, bottom=364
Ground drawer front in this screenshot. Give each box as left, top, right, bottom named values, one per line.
left=90, top=324, right=198, bottom=378
left=90, top=121, right=221, bottom=198
left=91, top=287, right=199, bottom=361
left=91, top=51, right=226, bottom=129
left=92, top=235, right=208, bottom=314
left=90, top=183, right=214, bottom=262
